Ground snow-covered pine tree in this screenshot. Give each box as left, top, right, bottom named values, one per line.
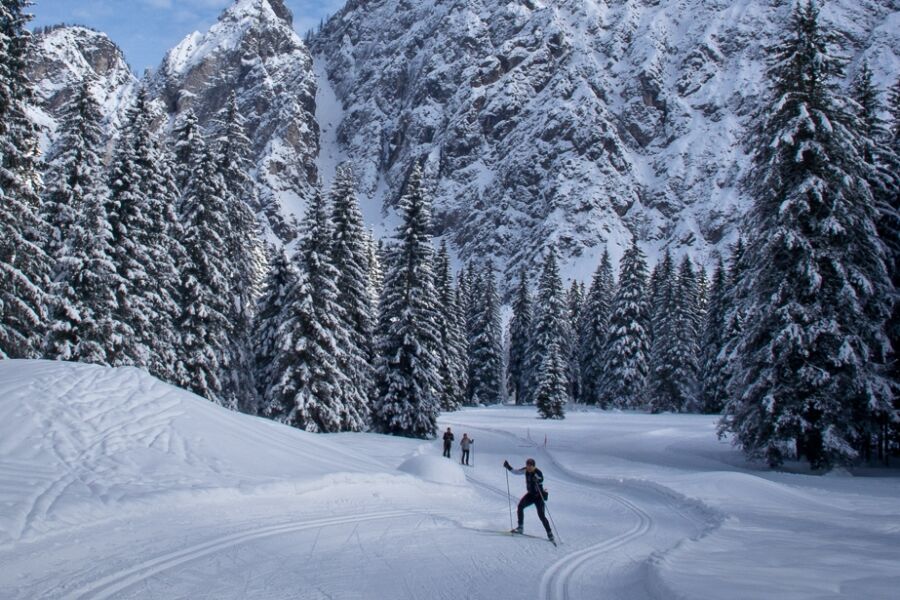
left=329, top=163, right=373, bottom=422
left=507, top=269, right=533, bottom=405
left=210, top=91, right=266, bottom=413
left=696, top=263, right=709, bottom=319
left=565, top=280, right=584, bottom=403
left=44, top=78, right=131, bottom=364
left=468, top=260, right=504, bottom=405
left=579, top=250, right=614, bottom=405
left=647, top=250, right=679, bottom=412
left=171, top=109, right=202, bottom=197
left=464, top=264, right=484, bottom=404
left=886, top=79, right=900, bottom=457
left=671, top=256, right=701, bottom=411
left=255, top=247, right=296, bottom=416
left=268, top=191, right=364, bottom=432
left=599, top=240, right=650, bottom=409
left=366, top=232, right=384, bottom=309
left=528, top=248, right=570, bottom=414
left=434, top=241, right=467, bottom=411
left=372, top=165, right=442, bottom=438
left=176, top=139, right=234, bottom=406
left=0, top=0, right=50, bottom=359
left=106, top=88, right=184, bottom=377
left=41, top=79, right=97, bottom=262
left=699, top=257, right=729, bottom=414
left=535, top=340, right=567, bottom=420
left=721, top=1, right=893, bottom=469
left=852, top=64, right=900, bottom=462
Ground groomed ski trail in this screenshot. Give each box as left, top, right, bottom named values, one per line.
left=445, top=420, right=720, bottom=600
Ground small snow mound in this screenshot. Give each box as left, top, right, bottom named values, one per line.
left=398, top=455, right=467, bottom=486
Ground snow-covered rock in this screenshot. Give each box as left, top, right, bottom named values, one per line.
left=27, top=25, right=136, bottom=152
left=152, top=0, right=319, bottom=241
left=309, top=0, right=900, bottom=282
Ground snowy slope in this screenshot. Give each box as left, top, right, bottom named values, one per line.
left=2, top=361, right=898, bottom=599
left=310, top=0, right=900, bottom=281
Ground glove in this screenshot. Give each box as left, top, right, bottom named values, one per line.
left=503, top=460, right=512, bottom=470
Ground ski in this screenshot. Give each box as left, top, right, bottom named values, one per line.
left=505, top=530, right=557, bottom=546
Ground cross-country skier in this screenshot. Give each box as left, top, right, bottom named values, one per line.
left=503, top=458, right=554, bottom=542
left=460, top=433, right=473, bottom=465
left=442, top=427, right=454, bottom=458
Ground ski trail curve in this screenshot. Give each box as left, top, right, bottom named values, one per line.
left=71, top=510, right=412, bottom=600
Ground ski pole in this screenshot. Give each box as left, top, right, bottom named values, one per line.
left=505, top=467, right=513, bottom=530
left=544, top=498, right=561, bottom=544
left=472, top=442, right=475, bottom=468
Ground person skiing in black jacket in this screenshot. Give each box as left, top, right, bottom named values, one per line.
left=504, top=457, right=553, bottom=541
left=442, top=427, right=454, bottom=458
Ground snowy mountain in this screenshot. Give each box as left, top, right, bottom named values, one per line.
left=27, top=25, right=136, bottom=152
left=2, top=360, right=898, bottom=599
left=151, top=0, right=319, bottom=241
left=25, top=0, right=900, bottom=277
left=309, top=0, right=900, bottom=278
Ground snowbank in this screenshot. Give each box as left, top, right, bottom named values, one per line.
left=398, top=454, right=468, bottom=486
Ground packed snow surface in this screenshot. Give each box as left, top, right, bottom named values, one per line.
left=1, top=361, right=898, bottom=599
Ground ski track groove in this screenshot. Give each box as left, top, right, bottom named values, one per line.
left=446, top=421, right=710, bottom=600
left=70, top=510, right=414, bottom=600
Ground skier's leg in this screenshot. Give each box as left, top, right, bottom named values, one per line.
left=535, top=496, right=552, bottom=535
left=517, top=494, right=534, bottom=529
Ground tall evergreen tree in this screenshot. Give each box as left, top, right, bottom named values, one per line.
left=565, top=281, right=584, bottom=403
left=507, top=269, right=533, bottom=405
left=647, top=250, right=680, bottom=412
left=535, top=340, right=567, bottom=419
left=176, top=140, right=234, bottom=405
left=329, top=163, right=374, bottom=421
left=699, top=257, right=729, bottom=414
left=267, top=191, right=364, bottom=432
left=44, top=79, right=130, bottom=364
left=721, top=2, right=893, bottom=468
left=434, top=241, right=467, bottom=411
left=599, top=240, right=650, bottom=408
left=171, top=109, right=202, bottom=196
left=0, top=0, right=50, bottom=358
left=579, top=250, right=615, bottom=405
left=211, top=92, right=266, bottom=413
left=372, top=165, right=442, bottom=438
left=106, top=88, right=185, bottom=378
left=256, top=247, right=295, bottom=415
left=528, top=248, right=570, bottom=414
left=468, top=260, right=504, bottom=405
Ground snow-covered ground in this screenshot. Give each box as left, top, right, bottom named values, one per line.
left=1, top=360, right=897, bottom=599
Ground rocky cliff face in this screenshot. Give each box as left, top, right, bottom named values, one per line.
left=26, top=0, right=900, bottom=279
left=310, top=0, right=899, bottom=277
left=28, top=25, right=136, bottom=152
left=151, top=0, right=319, bottom=241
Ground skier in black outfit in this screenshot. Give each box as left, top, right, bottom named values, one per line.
left=504, top=458, right=554, bottom=542
left=442, top=427, right=454, bottom=458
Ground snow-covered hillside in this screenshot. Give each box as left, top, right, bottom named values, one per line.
left=1, top=361, right=897, bottom=599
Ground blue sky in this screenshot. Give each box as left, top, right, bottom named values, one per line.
left=30, top=0, right=344, bottom=73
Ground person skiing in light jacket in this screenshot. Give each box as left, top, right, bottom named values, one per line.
left=460, top=433, right=473, bottom=465
left=503, top=457, right=553, bottom=541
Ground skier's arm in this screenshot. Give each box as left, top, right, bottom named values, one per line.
left=503, top=460, right=525, bottom=475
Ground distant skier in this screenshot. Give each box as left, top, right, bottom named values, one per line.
left=460, top=433, right=473, bottom=465
left=503, top=458, right=553, bottom=542
left=442, top=427, right=454, bottom=458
